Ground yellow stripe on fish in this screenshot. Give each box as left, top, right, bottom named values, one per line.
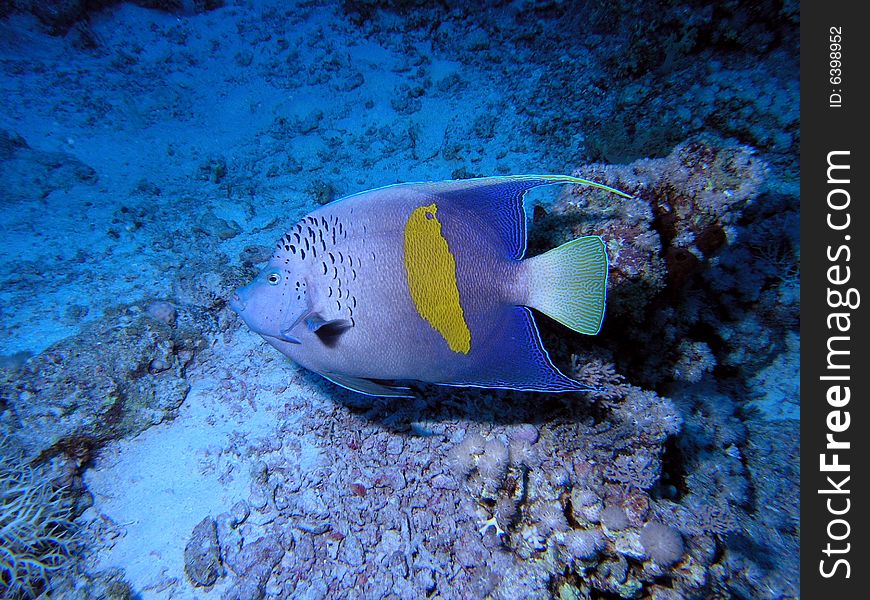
left=403, top=203, right=471, bottom=354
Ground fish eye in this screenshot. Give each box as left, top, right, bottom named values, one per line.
left=267, top=272, right=281, bottom=285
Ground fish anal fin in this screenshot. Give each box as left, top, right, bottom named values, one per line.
left=449, top=306, right=590, bottom=393
left=320, top=372, right=415, bottom=398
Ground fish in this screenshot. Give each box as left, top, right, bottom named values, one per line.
left=230, top=175, right=631, bottom=398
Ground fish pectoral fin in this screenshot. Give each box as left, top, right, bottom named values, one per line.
left=306, top=316, right=353, bottom=347
left=305, top=315, right=351, bottom=332
left=320, top=372, right=415, bottom=398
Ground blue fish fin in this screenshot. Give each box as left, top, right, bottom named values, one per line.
left=320, top=372, right=415, bottom=398
left=450, top=306, right=591, bottom=393
left=306, top=315, right=326, bottom=331
left=422, top=175, right=632, bottom=259
left=524, top=235, right=608, bottom=335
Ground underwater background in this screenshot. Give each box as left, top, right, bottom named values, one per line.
left=0, top=1, right=799, bottom=598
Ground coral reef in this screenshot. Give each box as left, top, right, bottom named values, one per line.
left=530, top=136, right=797, bottom=401
left=536, top=137, right=766, bottom=307
left=0, top=438, right=76, bottom=598
left=149, top=378, right=684, bottom=598
left=0, top=128, right=797, bottom=594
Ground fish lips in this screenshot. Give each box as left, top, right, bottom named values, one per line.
left=229, top=292, right=247, bottom=314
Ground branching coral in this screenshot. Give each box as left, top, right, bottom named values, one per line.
left=0, top=440, right=75, bottom=599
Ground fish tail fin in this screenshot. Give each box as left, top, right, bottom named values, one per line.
left=522, top=235, right=608, bottom=335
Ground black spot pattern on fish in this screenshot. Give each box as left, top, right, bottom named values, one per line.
left=274, top=233, right=302, bottom=262
left=280, top=217, right=335, bottom=264
left=273, top=213, right=360, bottom=336
left=322, top=243, right=356, bottom=323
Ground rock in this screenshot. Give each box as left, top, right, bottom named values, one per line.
left=0, top=304, right=204, bottom=461
left=0, top=129, right=97, bottom=203
left=340, top=533, right=365, bottom=567
left=49, top=566, right=135, bottom=599
left=198, top=156, right=228, bottom=183
left=298, top=110, right=324, bottom=134
left=196, top=211, right=242, bottom=240
left=239, top=245, right=272, bottom=267
left=145, top=301, right=177, bottom=326
left=224, top=535, right=284, bottom=592
left=184, top=517, right=223, bottom=587
left=221, top=580, right=264, bottom=600
left=307, top=179, right=337, bottom=205
left=231, top=500, right=251, bottom=527
left=234, top=49, right=254, bottom=67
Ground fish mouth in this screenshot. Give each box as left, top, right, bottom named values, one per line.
left=229, top=289, right=300, bottom=344
left=229, top=292, right=246, bottom=314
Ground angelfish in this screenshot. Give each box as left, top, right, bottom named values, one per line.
left=230, top=175, right=630, bottom=397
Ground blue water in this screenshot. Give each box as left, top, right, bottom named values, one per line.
left=1, top=1, right=799, bottom=598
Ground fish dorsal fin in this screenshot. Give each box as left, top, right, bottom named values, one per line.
left=418, top=175, right=631, bottom=260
